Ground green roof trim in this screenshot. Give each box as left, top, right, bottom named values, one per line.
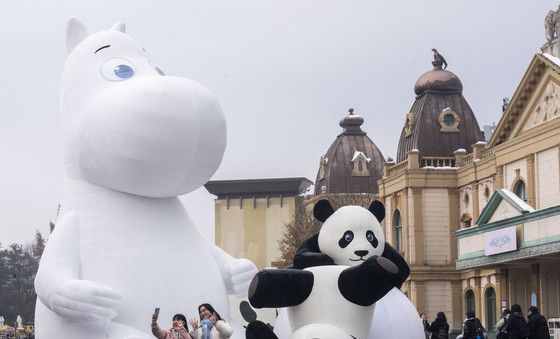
left=456, top=204, right=560, bottom=238
left=475, top=189, right=533, bottom=225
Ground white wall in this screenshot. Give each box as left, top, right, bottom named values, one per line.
left=536, top=147, right=560, bottom=209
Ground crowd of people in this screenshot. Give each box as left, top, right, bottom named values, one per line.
left=151, top=303, right=233, bottom=339
left=421, top=305, right=551, bottom=339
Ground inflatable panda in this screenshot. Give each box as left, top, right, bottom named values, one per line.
left=246, top=200, right=410, bottom=339
left=34, top=19, right=257, bottom=339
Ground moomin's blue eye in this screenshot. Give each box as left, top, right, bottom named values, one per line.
left=114, top=64, right=134, bottom=79
left=100, top=58, right=136, bottom=81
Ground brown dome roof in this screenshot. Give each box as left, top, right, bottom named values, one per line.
left=315, top=109, right=385, bottom=195
left=414, top=68, right=463, bottom=95
left=397, top=55, right=483, bottom=162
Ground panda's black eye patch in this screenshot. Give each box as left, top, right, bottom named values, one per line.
left=366, top=230, right=378, bottom=248
left=338, top=231, right=354, bottom=248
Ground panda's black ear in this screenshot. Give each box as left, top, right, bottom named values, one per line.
left=313, top=199, right=335, bottom=223
left=368, top=200, right=385, bottom=222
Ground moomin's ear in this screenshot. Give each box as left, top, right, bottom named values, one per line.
left=110, top=22, right=126, bottom=33
left=66, top=17, right=90, bottom=53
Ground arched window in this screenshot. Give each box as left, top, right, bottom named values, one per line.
left=393, top=210, right=403, bottom=252
left=358, top=160, right=363, bottom=172
left=486, top=288, right=496, bottom=331
left=514, top=180, right=527, bottom=202
left=465, top=290, right=475, bottom=314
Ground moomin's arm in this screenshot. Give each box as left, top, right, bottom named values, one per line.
left=210, top=245, right=257, bottom=297
left=34, top=212, right=122, bottom=322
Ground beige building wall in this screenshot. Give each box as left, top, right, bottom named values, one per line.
left=504, top=158, right=528, bottom=191
left=265, top=197, right=295, bottom=267
left=459, top=186, right=473, bottom=224
left=422, top=188, right=451, bottom=265
left=477, top=179, right=494, bottom=215
left=407, top=188, right=417, bottom=262
left=523, top=213, right=560, bottom=243
left=536, top=146, right=560, bottom=208
left=509, top=267, right=531, bottom=312
left=541, top=262, right=560, bottom=318
left=425, top=281, right=453, bottom=322
left=216, top=200, right=245, bottom=258
left=384, top=196, right=393, bottom=245
left=215, top=196, right=296, bottom=270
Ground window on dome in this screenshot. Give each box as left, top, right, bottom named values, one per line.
left=443, top=114, right=455, bottom=126
left=351, top=151, right=371, bottom=177
left=438, top=107, right=460, bottom=132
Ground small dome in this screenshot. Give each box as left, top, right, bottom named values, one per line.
left=414, top=68, right=463, bottom=95
left=315, top=108, right=385, bottom=195
left=338, top=108, right=366, bottom=135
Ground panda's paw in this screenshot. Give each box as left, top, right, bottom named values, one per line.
left=338, top=256, right=400, bottom=306
left=370, top=256, right=398, bottom=274
left=249, top=269, right=314, bottom=308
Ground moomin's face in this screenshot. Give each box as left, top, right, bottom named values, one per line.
left=318, top=206, right=385, bottom=266
left=61, top=20, right=226, bottom=198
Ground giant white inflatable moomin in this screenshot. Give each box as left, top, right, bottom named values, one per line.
left=34, top=19, right=257, bottom=339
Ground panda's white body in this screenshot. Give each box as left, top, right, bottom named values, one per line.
left=273, top=204, right=424, bottom=339
left=288, top=266, right=374, bottom=339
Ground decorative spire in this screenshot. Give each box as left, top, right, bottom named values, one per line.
left=431, top=48, right=448, bottom=70
left=339, top=108, right=365, bottom=135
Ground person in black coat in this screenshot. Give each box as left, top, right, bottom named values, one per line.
left=504, top=304, right=529, bottom=339
left=527, top=306, right=550, bottom=339
left=429, top=312, right=449, bottom=339
left=463, top=310, right=486, bottom=339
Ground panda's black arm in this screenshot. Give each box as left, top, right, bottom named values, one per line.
left=245, top=320, right=278, bottom=339
left=293, top=233, right=335, bottom=269
left=338, top=256, right=400, bottom=307
left=248, top=269, right=314, bottom=308
left=382, top=243, right=410, bottom=289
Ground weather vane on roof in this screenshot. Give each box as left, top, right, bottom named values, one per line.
left=431, top=48, right=448, bottom=69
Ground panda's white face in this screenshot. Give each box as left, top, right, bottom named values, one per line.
left=317, top=206, right=385, bottom=266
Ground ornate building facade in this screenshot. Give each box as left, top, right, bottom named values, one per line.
left=206, top=7, right=560, bottom=333
left=378, top=29, right=560, bottom=332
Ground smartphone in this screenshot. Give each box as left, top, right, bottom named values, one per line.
left=154, top=307, right=160, bottom=318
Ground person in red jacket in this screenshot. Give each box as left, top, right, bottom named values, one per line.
left=152, top=311, right=192, bottom=339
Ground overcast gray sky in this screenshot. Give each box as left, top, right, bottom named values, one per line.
left=0, top=0, right=556, bottom=245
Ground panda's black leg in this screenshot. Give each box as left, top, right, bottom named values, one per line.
left=338, top=256, right=399, bottom=306
left=245, top=320, right=278, bottom=339
left=249, top=269, right=314, bottom=308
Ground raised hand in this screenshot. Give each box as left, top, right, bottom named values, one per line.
left=189, top=318, right=199, bottom=330
left=48, top=279, right=122, bottom=322
left=224, top=258, right=257, bottom=297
